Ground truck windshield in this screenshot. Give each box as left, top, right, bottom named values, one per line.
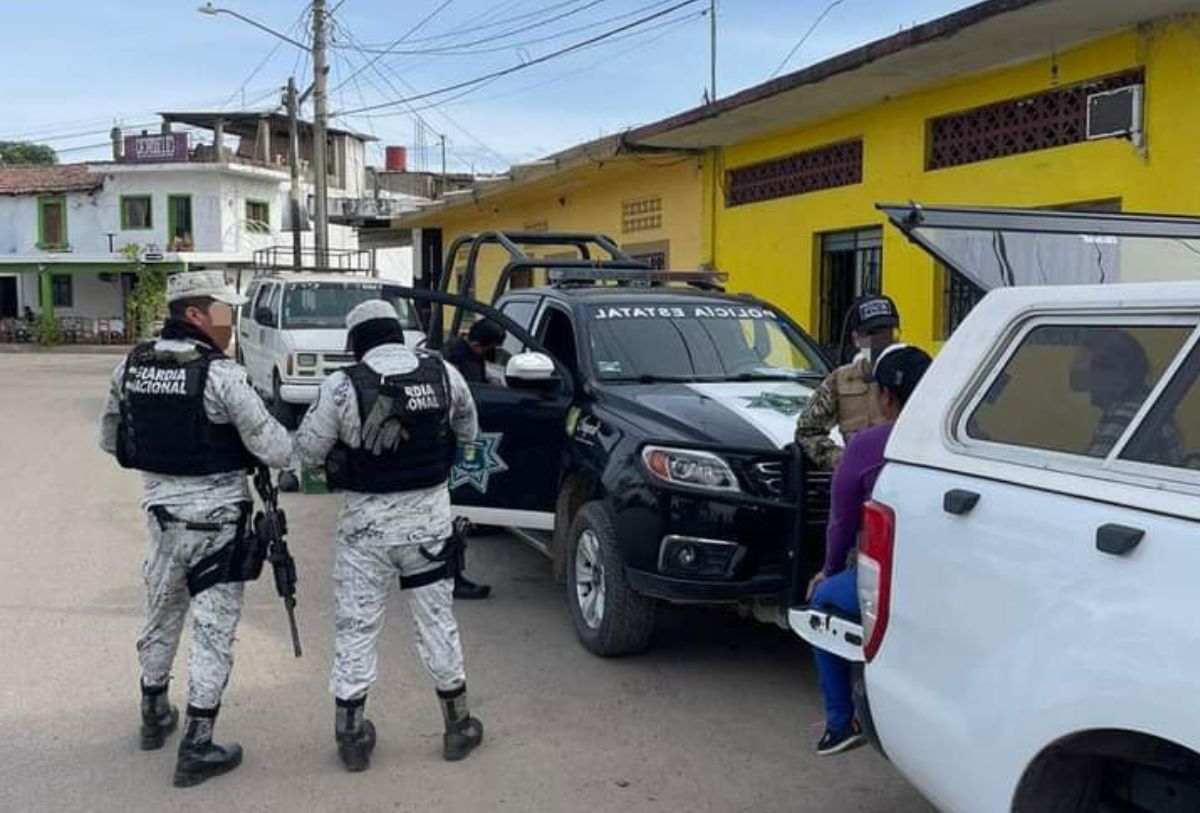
left=588, top=302, right=827, bottom=382
left=282, top=281, right=419, bottom=330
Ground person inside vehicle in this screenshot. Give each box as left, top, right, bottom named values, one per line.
left=795, top=295, right=901, bottom=470
left=444, top=319, right=506, bottom=385
left=806, top=343, right=932, bottom=756
left=1070, top=328, right=1185, bottom=464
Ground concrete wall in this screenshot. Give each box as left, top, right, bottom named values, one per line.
left=0, top=191, right=105, bottom=255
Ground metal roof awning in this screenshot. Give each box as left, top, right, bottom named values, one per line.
left=879, top=203, right=1200, bottom=291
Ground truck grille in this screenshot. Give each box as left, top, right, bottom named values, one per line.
left=740, top=458, right=832, bottom=526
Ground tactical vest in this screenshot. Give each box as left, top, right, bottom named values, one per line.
left=116, top=342, right=253, bottom=476
left=326, top=352, right=456, bottom=493
left=833, top=356, right=888, bottom=440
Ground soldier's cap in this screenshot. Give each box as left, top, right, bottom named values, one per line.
left=872, top=343, right=932, bottom=405
left=166, top=270, right=247, bottom=305
left=850, top=295, right=900, bottom=333
left=346, top=299, right=400, bottom=331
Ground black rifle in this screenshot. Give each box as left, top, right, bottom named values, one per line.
left=253, top=466, right=302, bottom=657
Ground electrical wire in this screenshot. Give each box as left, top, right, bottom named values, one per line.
left=353, top=5, right=706, bottom=119
left=335, top=0, right=704, bottom=117
left=352, top=0, right=587, bottom=48
left=330, top=0, right=457, bottom=95
left=348, top=0, right=613, bottom=56
left=329, top=17, right=510, bottom=169
left=769, top=0, right=846, bottom=79
left=221, top=2, right=314, bottom=109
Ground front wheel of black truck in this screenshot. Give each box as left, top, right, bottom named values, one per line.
left=565, top=501, right=657, bottom=656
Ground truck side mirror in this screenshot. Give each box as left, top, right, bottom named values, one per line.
left=505, top=351, right=560, bottom=391
left=255, top=306, right=275, bottom=327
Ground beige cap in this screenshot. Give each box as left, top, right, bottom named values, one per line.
left=346, top=299, right=399, bottom=331
left=166, top=270, right=247, bottom=305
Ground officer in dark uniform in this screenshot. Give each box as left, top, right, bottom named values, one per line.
left=440, top=319, right=506, bottom=600
left=295, top=300, right=484, bottom=773
left=98, top=271, right=293, bottom=788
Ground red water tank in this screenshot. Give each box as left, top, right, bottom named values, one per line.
left=385, top=146, right=408, bottom=172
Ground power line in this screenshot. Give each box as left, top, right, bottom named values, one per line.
left=769, top=0, right=846, bottom=79
left=424, top=8, right=706, bottom=112
left=330, top=0, right=456, bottom=95
left=335, top=0, right=704, bottom=117
left=348, top=0, right=612, bottom=56
left=352, top=0, right=586, bottom=48
left=331, top=19, right=508, bottom=170
left=221, top=2, right=314, bottom=109
left=353, top=5, right=706, bottom=119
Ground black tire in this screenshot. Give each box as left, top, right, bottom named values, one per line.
left=565, top=501, right=656, bottom=656
left=271, top=372, right=302, bottom=430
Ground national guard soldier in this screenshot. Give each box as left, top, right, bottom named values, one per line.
left=98, top=270, right=293, bottom=788
left=794, top=295, right=901, bottom=469
left=294, top=300, right=484, bottom=772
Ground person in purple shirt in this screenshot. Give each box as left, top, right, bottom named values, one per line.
left=805, top=343, right=933, bottom=756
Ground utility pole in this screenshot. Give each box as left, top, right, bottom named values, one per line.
left=439, top=134, right=447, bottom=196
left=312, top=0, right=329, bottom=267
left=285, top=77, right=303, bottom=270
left=709, top=0, right=717, bottom=103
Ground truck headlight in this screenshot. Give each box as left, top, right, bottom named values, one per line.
left=296, top=353, right=318, bottom=367
left=641, top=445, right=740, bottom=493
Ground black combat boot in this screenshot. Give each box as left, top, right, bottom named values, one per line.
left=173, top=706, right=243, bottom=788
left=453, top=573, right=492, bottom=600
left=335, top=696, right=377, bottom=772
left=140, top=681, right=179, bottom=751
left=438, top=685, right=483, bottom=762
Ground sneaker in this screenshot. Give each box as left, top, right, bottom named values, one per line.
left=816, top=721, right=865, bottom=756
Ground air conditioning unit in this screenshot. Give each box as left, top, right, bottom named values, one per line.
left=1086, top=84, right=1143, bottom=142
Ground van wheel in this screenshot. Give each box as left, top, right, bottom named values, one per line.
left=271, top=373, right=302, bottom=430
left=565, top=501, right=656, bottom=656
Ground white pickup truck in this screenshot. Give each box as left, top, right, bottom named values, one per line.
left=795, top=280, right=1200, bottom=812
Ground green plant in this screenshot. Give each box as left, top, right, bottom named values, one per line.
left=31, top=312, right=62, bottom=346
left=121, top=243, right=168, bottom=339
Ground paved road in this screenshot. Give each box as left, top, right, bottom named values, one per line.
left=0, top=352, right=935, bottom=813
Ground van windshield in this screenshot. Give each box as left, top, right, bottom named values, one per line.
left=282, top=281, right=420, bottom=330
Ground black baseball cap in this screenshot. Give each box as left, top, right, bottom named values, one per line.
left=850, top=295, right=900, bottom=333
left=872, top=344, right=932, bottom=406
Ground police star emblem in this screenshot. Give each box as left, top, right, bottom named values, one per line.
left=742, top=392, right=809, bottom=417
left=450, top=432, right=509, bottom=494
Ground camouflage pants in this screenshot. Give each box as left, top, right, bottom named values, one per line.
left=137, top=504, right=245, bottom=710
left=331, top=540, right=466, bottom=701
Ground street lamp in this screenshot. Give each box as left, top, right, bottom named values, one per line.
left=196, top=3, right=309, bottom=51
left=198, top=1, right=330, bottom=269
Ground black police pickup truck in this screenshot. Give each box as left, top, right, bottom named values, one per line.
left=430, top=243, right=834, bottom=656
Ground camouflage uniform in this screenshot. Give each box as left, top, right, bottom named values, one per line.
left=794, top=353, right=888, bottom=470
left=294, top=343, right=478, bottom=699
left=99, top=338, right=293, bottom=710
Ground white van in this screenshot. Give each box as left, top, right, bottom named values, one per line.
left=235, top=273, right=424, bottom=426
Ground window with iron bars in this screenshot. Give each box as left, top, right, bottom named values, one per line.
left=726, top=139, right=863, bottom=208
left=927, top=69, right=1144, bottom=170
left=941, top=264, right=985, bottom=338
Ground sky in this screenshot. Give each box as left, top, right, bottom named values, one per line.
left=0, top=0, right=977, bottom=173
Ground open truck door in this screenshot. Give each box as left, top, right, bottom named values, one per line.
left=418, top=287, right=575, bottom=534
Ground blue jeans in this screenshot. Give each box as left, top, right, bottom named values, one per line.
left=811, top=568, right=860, bottom=732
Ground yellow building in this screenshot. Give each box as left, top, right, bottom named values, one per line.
left=401, top=136, right=705, bottom=300
left=399, top=0, right=1200, bottom=351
